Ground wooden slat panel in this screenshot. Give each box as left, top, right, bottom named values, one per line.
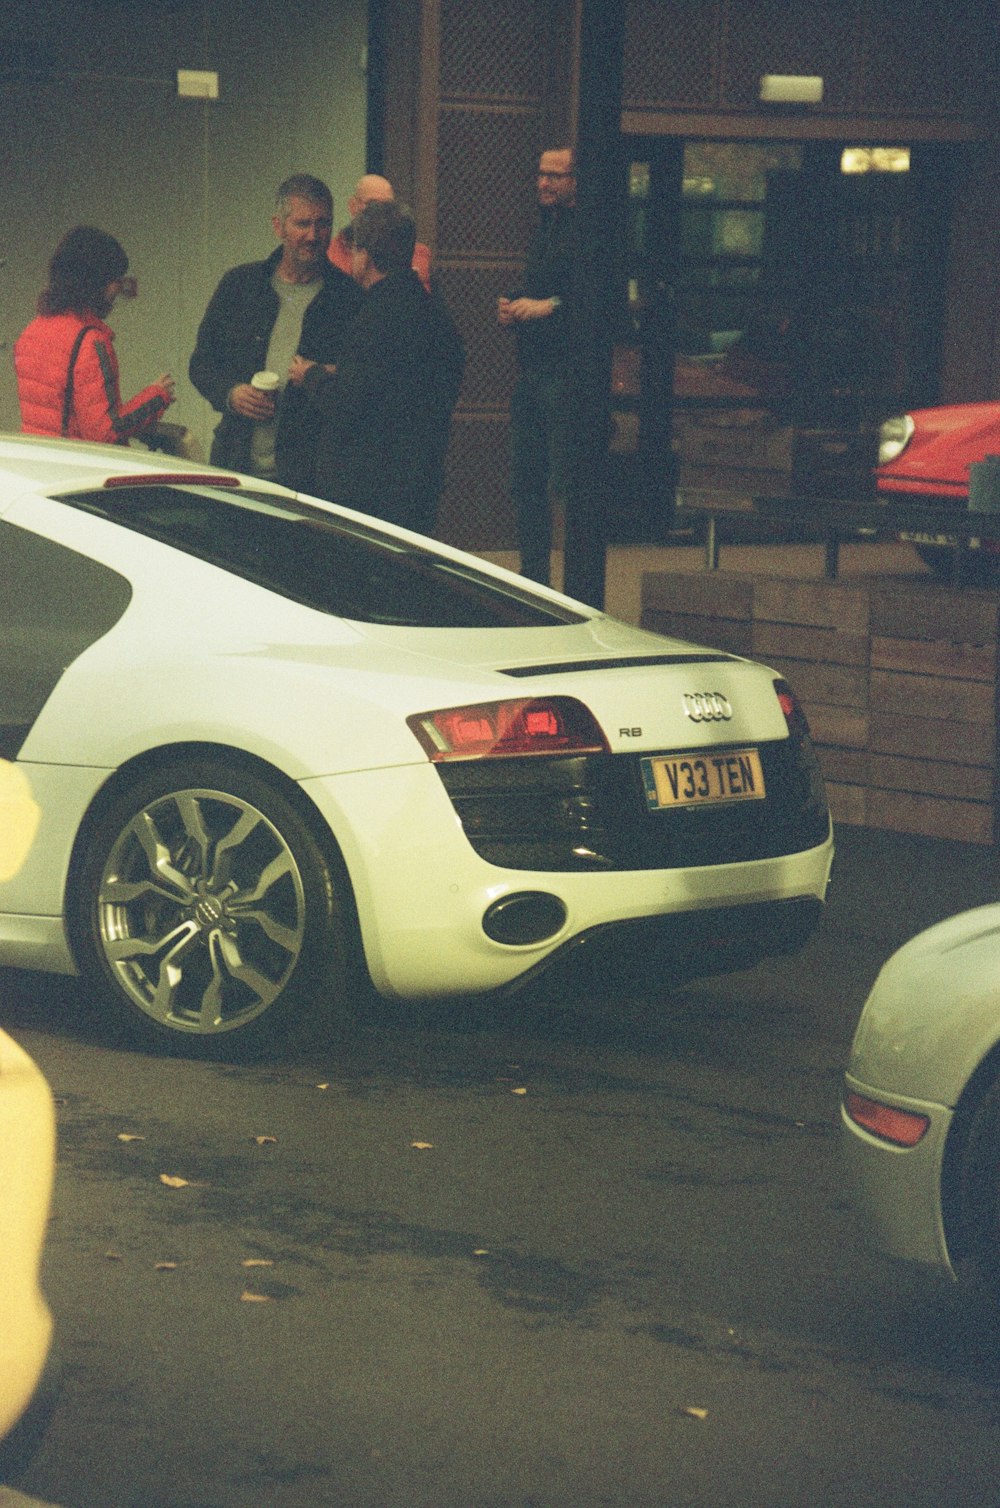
left=803, top=705, right=869, bottom=748
left=867, top=789, right=993, bottom=845
left=870, top=711, right=994, bottom=765
left=825, top=783, right=869, bottom=827
left=871, top=634, right=997, bottom=682
left=753, top=579, right=870, bottom=633
left=869, top=588, right=1000, bottom=643
left=868, top=754, right=994, bottom=802
left=817, top=747, right=869, bottom=785
left=753, top=622, right=869, bottom=667
left=869, top=668, right=995, bottom=724
left=642, top=572, right=754, bottom=619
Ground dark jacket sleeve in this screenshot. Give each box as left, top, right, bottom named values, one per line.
left=297, top=270, right=364, bottom=365
left=300, top=303, right=385, bottom=440
left=189, top=265, right=275, bottom=414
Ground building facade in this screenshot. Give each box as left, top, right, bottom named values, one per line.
left=378, top=0, right=1000, bottom=552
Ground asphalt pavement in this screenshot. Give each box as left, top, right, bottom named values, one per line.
left=2, top=818, right=997, bottom=1508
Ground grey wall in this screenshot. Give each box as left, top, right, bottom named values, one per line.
left=1, top=0, right=368, bottom=454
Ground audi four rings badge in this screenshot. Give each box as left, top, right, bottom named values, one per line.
left=683, top=692, right=733, bottom=721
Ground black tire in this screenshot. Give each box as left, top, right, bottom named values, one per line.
left=73, top=759, right=351, bottom=1054
left=953, top=1075, right=1000, bottom=1299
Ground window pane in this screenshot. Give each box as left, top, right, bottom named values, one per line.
left=682, top=143, right=803, bottom=202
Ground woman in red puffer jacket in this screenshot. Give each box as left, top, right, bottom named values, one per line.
left=15, top=226, right=175, bottom=444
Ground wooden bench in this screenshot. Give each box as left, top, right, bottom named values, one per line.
left=674, top=492, right=1000, bottom=583
left=753, top=495, right=1000, bottom=583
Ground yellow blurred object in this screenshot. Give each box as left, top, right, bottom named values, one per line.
left=0, top=761, right=41, bottom=883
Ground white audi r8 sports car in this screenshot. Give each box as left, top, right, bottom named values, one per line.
left=0, top=434, right=833, bottom=1052
left=843, top=907, right=1000, bottom=1298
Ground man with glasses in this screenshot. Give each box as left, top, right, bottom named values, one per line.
left=497, top=147, right=576, bottom=585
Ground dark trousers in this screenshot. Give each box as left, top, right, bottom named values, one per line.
left=509, top=365, right=574, bottom=585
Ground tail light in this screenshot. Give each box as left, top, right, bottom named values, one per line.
left=773, top=678, right=811, bottom=737
left=408, top=696, right=609, bottom=763
left=844, top=1091, right=930, bottom=1148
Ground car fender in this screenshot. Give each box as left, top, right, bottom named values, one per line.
left=848, top=905, right=1000, bottom=1105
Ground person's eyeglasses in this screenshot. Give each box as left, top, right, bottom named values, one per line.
left=538, top=171, right=573, bottom=180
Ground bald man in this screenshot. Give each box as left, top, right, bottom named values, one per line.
left=328, top=174, right=433, bottom=291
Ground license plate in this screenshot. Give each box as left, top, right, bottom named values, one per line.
left=641, top=748, right=766, bottom=810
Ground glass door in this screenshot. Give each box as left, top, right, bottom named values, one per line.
left=614, top=136, right=957, bottom=527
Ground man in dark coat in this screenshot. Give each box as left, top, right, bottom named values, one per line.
left=189, top=174, right=362, bottom=494
left=497, top=147, right=577, bottom=584
left=288, top=200, right=464, bottom=535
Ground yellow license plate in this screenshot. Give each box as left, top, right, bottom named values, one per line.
left=642, top=748, right=766, bottom=810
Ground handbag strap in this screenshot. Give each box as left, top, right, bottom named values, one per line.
left=61, top=325, right=99, bottom=436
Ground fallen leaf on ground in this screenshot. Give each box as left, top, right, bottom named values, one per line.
left=241, top=1259, right=274, bottom=1268
left=154, top=1262, right=178, bottom=1271
left=104, top=1250, right=123, bottom=1261
left=253, top=1135, right=277, bottom=1145
left=117, top=1133, right=145, bottom=1142
left=159, top=1174, right=192, bottom=1188
left=511, top=1087, right=528, bottom=1096
left=682, top=1406, right=709, bottom=1420
left=472, top=1249, right=490, bottom=1257
left=240, top=1290, right=273, bottom=1303
left=315, top=1083, right=329, bottom=1091
left=410, top=1141, right=434, bottom=1150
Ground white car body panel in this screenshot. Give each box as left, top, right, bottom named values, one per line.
left=1, top=763, right=111, bottom=919
left=302, top=765, right=831, bottom=998
left=841, top=1078, right=954, bottom=1271
left=843, top=905, right=1000, bottom=1276
left=847, top=906, right=1000, bottom=1104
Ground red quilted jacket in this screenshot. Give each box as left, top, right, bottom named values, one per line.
left=14, top=311, right=171, bottom=444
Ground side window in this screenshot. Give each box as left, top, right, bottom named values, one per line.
left=0, top=521, right=132, bottom=759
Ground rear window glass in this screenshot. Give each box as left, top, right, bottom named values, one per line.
left=57, top=485, right=586, bottom=629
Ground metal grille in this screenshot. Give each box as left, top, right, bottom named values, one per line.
left=439, top=0, right=552, bottom=100
left=623, top=0, right=720, bottom=107
left=436, top=415, right=516, bottom=551
left=722, top=0, right=863, bottom=110
left=860, top=0, right=983, bottom=114
left=432, top=0, right=556, bottom=558
left=437, top=107, right=542, bottom=258
left=434, top=264, right=520, bottom=412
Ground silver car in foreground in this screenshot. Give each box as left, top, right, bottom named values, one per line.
left=843, top=904, right=1000, bottom=1297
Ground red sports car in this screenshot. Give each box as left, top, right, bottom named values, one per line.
left=877, top=403, right=1000, bottom=581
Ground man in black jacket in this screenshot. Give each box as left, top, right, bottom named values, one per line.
left=189, top=174, right=362, bottom=493
left=497, top=147, right=577, bottom=584
left=288, top=200, right=464, bottom=535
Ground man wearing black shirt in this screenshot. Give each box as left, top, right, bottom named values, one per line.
left=498, top=147, right=576, bottom=585
left=289, top=201, right=464, bottom=536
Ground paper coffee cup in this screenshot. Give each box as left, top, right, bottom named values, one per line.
left=251, top=371, right=280, bottom=393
